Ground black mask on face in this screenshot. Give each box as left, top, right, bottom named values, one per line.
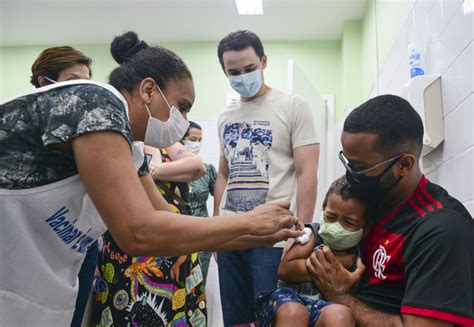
left=345, top=158, right=403, bottom=205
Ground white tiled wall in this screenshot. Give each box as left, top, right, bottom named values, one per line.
left=370, top=0, right=474, bottom=216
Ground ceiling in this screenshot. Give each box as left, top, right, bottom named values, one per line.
left=0, top=0, right=367, bottom=46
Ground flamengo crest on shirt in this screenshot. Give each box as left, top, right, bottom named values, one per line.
left=45, top=206, right=94, bottom=253
left=373, top=244, right=391, bottom=280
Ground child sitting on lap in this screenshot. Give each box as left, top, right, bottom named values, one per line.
left=256, top=176, right=372, bottom=327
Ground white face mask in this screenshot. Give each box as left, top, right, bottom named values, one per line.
left=143, top=85, right=190, bottom=148
left=184, top=140, right=201, bottom=155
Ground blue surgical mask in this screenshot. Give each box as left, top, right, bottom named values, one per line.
left=228, top=70, right=263, bottom=97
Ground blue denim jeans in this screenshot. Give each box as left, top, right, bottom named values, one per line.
left=218, top=247, right=283, bottom=326
left=71, top=241, right=99, bottom=327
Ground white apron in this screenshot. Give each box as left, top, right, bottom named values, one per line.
left=0, top=175, right=107, bottom=325
left=0, top=81, right=146, bottom=326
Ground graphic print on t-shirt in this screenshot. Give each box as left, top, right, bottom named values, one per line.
left=223, top=121, right=272, bottom=212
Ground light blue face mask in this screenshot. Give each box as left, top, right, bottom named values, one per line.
left=228, top=69, right=263, bottom=97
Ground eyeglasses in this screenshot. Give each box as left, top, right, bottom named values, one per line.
left=339, top=150, right=404, bottom=182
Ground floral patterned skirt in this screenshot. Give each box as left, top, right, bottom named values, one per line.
left=93, top=232, right=206, bottom=327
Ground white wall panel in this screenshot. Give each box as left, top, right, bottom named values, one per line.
left=373, top=0, right=473, bottom=214
left=442, top=95, right=474, bottom=161
left=441, top=42, right=473, bottom=116
left=437, top=147, right=474, bottom=202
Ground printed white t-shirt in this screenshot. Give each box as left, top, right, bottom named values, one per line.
left=218, top=88, right=319, bottom=221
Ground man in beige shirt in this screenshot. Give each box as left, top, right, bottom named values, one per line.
left=214, top=29, right=320, bottom=326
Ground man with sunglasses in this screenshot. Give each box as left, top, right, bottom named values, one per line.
left=307, top=95, right=473, bottom=326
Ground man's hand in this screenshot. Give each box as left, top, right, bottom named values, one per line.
left=305, top=245, right=365, bottom=300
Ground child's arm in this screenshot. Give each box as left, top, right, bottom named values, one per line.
left=278, top=233, right=317, bottom=283
left=337, top=251, right=358, bottom=271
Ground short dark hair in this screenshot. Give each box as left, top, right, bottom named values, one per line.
left=217, top=30, right=265, bottom=69
left=322, top=176, right=374, bottom=223
left=188, top=121, right=202, bottom=131
left=30, top=46, right=92, bottom=87
left=322, top=176, right=359, bottom=209
left=184, top=121, right=202, bottom=138
left=109, top=31, right=192, bottom=92
left=182, top=121, right=202, bottom=142
left=343, top=95, right=424, bottom=158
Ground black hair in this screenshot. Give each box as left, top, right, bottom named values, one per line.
left=217, top=30, right=265, bottom=69
left=182, top=121, right=202, bottom=141
left=188, top=121, right=201, bottom=131
left=322, top=176, right=374, bottom=223
left=109, top=31, right=192, bottom=92
left=343, top=95, right=424, bottom=158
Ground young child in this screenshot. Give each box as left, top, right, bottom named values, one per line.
left=256, top=176, right=371, bottom=327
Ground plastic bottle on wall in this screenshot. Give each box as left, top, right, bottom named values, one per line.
left=408, top=42, right=425, bottom=78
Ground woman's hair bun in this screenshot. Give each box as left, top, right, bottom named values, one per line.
left=110, top=31, right=149, bottom=64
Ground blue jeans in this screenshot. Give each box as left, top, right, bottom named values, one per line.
left=218, top=247, right=283, bottom=326
left=71, top=241, right=99, bottom=327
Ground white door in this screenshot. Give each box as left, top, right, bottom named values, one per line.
left=287, top=59, right=335, bottom=221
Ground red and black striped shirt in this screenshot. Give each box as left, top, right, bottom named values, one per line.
left=355, top=176, right=474, bottom=326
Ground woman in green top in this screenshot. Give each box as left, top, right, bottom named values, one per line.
left=182, top=122, right=217, bottom=282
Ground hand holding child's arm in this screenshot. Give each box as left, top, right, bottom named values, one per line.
left=306, top=245, right=365, bottom=299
